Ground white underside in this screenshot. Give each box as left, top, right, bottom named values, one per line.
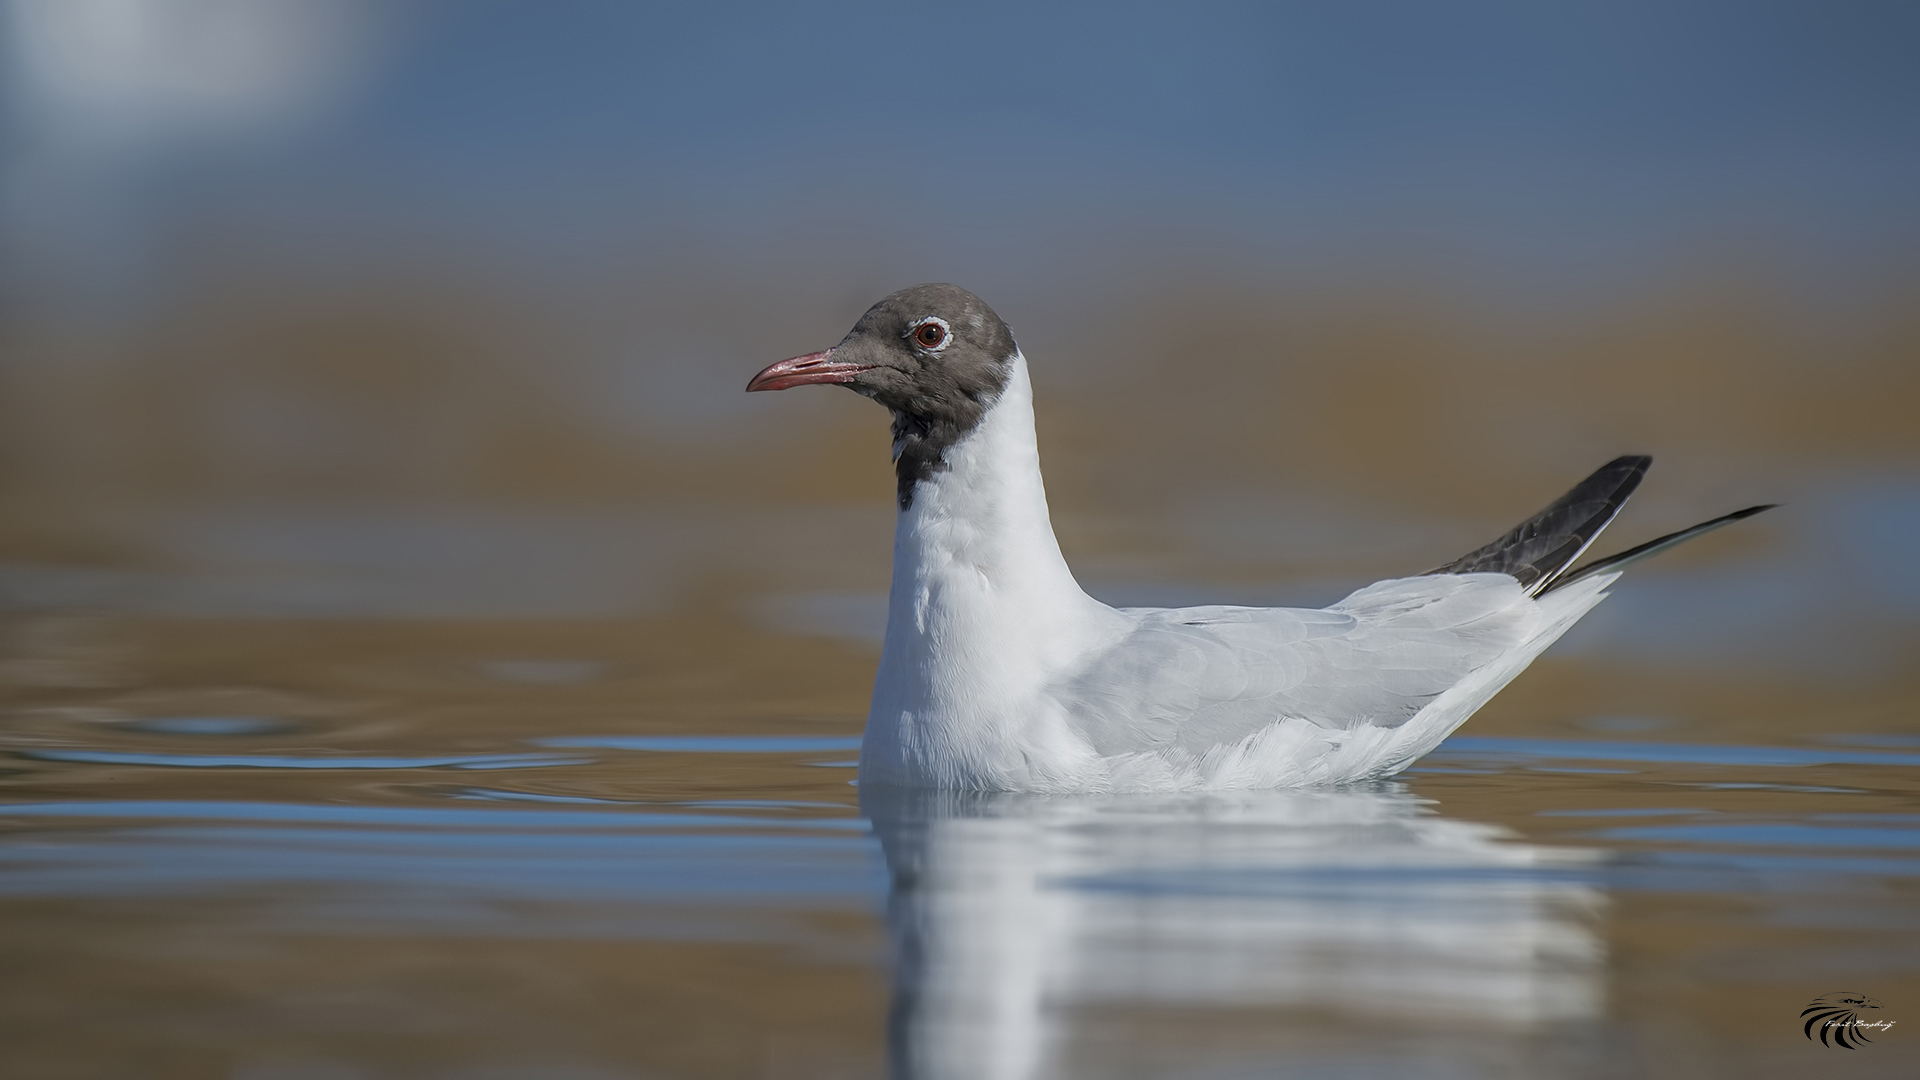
left=859, top=354, right=1615, bottom=793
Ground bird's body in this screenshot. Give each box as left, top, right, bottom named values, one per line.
left=856, top=353, right=1610, bottom=791
left=748, top=284, right=1771, bottom=793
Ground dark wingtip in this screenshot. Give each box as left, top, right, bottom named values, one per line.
left=1544, top=501, right=1778, bottom=593
left=1427, top=455, right=1653, bottom=593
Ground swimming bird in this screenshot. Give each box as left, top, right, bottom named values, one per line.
left=747, top=284, right=1772, bottom=792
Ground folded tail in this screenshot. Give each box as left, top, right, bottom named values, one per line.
left=1427, top=455, right=1775, bottom=596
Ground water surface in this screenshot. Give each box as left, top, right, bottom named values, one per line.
left=2, top=608, right=1915, bottom=1079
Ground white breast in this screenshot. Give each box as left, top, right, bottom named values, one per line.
left=860, top=354, right=1130, bottom=790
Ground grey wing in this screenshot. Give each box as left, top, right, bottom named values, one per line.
left=1057, top=574, right=1540, bottom=756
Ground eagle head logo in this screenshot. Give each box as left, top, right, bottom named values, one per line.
left=1801, top=992, right=1884, bottom=1049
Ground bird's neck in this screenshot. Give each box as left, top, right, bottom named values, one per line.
left=868, top=354, right=1126, bottom=788
left=887, top=354, right=1095, bottom=626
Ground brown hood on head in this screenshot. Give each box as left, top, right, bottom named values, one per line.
left=748, top=283, right=1019, bottom=508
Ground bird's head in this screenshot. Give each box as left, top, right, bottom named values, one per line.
left=747, top=282, right=1016, bottom=412
left=747, top=283, right=1019, bottom=507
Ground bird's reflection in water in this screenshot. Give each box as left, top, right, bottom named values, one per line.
left=863, top=784, right=1606, bottom=1080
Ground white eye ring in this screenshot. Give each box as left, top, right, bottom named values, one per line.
left=906, top=316, right=952, bottom=352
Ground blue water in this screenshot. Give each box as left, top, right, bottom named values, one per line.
left=536, top=735, right=866, bottom=754
left=4, top=718, right=1918, bottom=1077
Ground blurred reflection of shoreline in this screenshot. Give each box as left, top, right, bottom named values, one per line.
left=864, top=785, right=1606, bottom=1080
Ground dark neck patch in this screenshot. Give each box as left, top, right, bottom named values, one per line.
left=889, top=383, right=1004, bottom=509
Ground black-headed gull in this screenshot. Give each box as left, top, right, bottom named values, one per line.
left=748, top=284, right=1771, bottom=792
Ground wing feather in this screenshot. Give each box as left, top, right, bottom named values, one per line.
left=1056, top=574, right=1538, bottom=755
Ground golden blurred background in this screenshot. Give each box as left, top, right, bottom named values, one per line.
left=2, top=3, right=1918, bottom=1078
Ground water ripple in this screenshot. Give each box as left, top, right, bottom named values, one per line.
left=15, top=749, right=589, bottom=770
left=1433, top=736, right=1920, bottom=769
left=535, top=735, right=863, bottom=753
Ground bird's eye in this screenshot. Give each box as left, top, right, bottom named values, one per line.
left=911, top=319, right=949, bottom=350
